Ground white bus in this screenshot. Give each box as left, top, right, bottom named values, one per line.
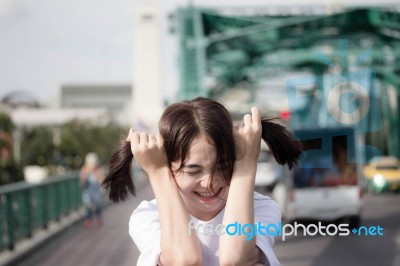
left=273, top=127, right=364, bottom=228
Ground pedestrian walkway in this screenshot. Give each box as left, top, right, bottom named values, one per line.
left=13, top=184, right=155, bottom=266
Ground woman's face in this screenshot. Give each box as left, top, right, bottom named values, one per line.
left=172, top=133, right=229, bottom=221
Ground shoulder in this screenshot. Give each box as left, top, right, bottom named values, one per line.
left=129, top=199, right=161, bottom=255
left=134, top=198, right=158, bottom=211
left=129, top=199, right=160, bottom=241
left=253, top=191, right=281, bottom=222
left=254, top=191, right=279, bottom=208
left=253, top=192, right=281, bottom=265
left=129, top=199, right=159, bottom=233
left=130, top=199, right=159, bottom=221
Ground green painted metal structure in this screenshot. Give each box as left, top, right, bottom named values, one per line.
left=176, top=6, right=400, bottom=158
left=0, top=174, right=82, bottom=250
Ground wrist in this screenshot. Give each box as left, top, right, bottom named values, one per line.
left=147, top=166, right=172, bottom=182
left=234, top=158, right=257, bottom=170
left=232, top=161, right=257, bottom=180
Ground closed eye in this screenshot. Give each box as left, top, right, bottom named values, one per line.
left=185, top=170, right=202, bottom=176
left=182, top=163, right=202, bottom=176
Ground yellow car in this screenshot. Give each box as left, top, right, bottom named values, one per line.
left=364, top=156, right=400, bottom=193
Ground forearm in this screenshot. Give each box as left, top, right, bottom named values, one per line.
left=219, top=162, right=259, bottom=265
left=148, top=167, right=202, bottom=265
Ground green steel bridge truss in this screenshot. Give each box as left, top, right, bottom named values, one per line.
left=175, top=6, right=400, bottom=159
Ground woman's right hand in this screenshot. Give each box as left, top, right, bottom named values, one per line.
left=126, top=128, right=168, bottom=176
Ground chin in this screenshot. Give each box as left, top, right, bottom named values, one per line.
left=193, top=187, right=228, bottom=216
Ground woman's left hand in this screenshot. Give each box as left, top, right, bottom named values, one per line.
left=220, top=107, right=263, bottom=264
left=233, top=106, right=262, bottom=173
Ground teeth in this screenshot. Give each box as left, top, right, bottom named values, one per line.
left=195, top=188, right=221, bottom=198
left=196, top=192, right=216, bottom=197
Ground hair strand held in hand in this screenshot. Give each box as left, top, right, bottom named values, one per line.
left=260, top=117, right=303, bottom=169
left=102, top=140, right=135, bottom=202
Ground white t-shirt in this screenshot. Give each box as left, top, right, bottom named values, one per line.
left=129, top=191, right=281, bottom=266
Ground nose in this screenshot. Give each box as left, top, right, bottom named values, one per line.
left=199, top=173, right=222, bottom=191
left=199, top=173, right=211, bottom=188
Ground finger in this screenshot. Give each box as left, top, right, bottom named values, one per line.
left=148, top=134, right=157, bottom=144
left=131, top=131, right=140, bottom=144
left=251, top=106, right=260, bottom=126
left=126, top=128, right=132, bottom=141
left=237, top=121, right=244, bottom=129
left=155, top=133, right=163, bottom=146
left=139, top=132, right=148, bottom=144
left=244, top=114, right=252, bottom=126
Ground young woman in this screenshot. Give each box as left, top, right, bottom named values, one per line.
left=103, top=97, right=302, bottom=266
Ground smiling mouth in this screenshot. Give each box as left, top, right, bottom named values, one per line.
left=194, top=187, right=223, bottom=198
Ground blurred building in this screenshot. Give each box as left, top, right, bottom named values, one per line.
left=0, top=89, right=111, bottom=128
left=132, top=4, right=164, bottom=132
left=10, top=108, right=110, bottom=128
left=0, top=90, right=42, bottom=109
left=61, top=84, right=132, bottom=125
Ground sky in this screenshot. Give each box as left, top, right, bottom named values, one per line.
left=0, top=0, right=397, bottom=106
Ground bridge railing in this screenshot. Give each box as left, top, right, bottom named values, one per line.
left=0, top=173, right=82, bottom=251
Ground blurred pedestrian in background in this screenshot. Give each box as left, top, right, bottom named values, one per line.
left=80, top=152, right=104, bottom=228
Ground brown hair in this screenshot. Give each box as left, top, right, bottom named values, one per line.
left=103, top=97, right=302, bottom=202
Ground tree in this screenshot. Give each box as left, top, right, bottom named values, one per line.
left=20, top=126, right=56, bottom=166
left=58, top=120, right=127, bottom=169
left=0, top=112, right=24, bottom=185
left=14, top=118, right=127, bottom=173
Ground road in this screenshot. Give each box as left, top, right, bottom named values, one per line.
left=273, top=192, right=400, bottom=266
left=14, top=185, right=154, bottom=266
left=15, top=185, right=400, bottom=266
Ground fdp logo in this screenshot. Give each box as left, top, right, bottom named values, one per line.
left=326, top=80, right=370, bottom=125
left=286, top=40, right=382, bottom=162
left=287, top=70, right=381, bottom=132
left=286, top=40, right=381, bottom=132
